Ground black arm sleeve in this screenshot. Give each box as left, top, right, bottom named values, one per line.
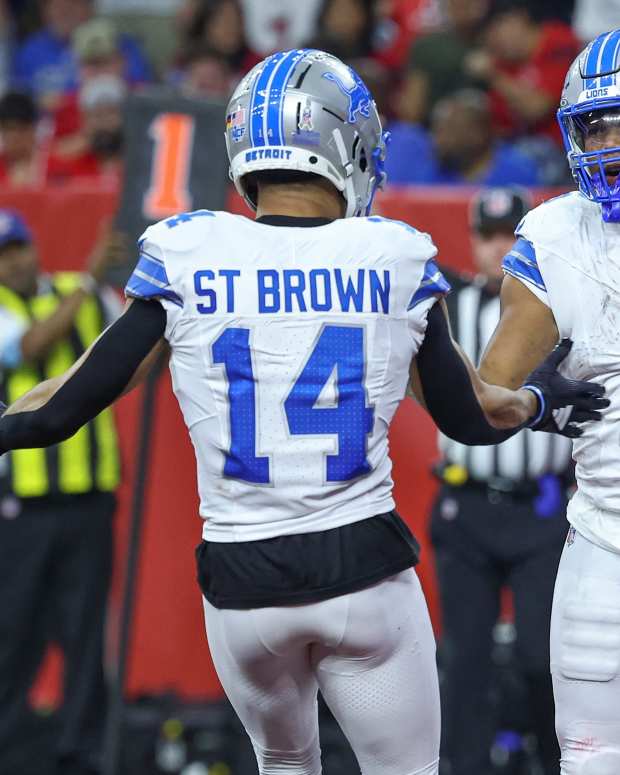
left=0, top=299, right=166, bottom=453
left=416, top=302, right=525, bottom=445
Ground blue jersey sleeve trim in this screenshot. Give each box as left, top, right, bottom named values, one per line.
left=502, top=237, right=546, bottom=292
left=125, top=247, right=183, bottom=307
left=140, top=248, right=165, bottom=265
left=408, top=259, right=451, bottom=309
left=135, top=254, right=169, bottom=286
left=125, top=275, right=184, bottom=307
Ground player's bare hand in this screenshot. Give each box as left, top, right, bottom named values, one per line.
left=523, top=339, right=609, bottom=437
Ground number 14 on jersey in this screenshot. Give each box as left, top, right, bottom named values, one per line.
left=212, top=325, right=374, bottom=484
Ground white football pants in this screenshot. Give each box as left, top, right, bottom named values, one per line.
left=203, top=569, right=440, bottom=775
left=551, top=528, right=620, bottom=774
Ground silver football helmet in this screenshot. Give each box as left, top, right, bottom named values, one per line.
left=225, top=49, right=388, bottom=218
left=557, top=29, right=620, bottom=220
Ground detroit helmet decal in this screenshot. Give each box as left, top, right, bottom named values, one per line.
left=322, top=68, right=372, bottom=124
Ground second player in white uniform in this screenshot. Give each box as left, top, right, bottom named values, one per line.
left=480, top=29, right=620, bottom=774
left=0, top=50, right=606, bottom=775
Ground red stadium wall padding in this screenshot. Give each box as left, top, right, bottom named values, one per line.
left=0, top=185, right=119, bottom=271
left=12, top=185, right=562, bottom=703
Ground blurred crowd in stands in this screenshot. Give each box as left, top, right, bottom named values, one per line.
left=0, top=0, right=618, bottom=189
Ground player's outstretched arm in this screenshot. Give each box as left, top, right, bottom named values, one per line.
left=0, top=299, right=166, bottom=453
left=479, top=275, right=559, bottom=389
left=411, top=300, right=534, bottom=444
left=411, top=300, right=607, bottom=444
left=478, top=275, right=609, bottom=436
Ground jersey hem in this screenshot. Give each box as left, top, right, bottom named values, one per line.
left=200, top=496, right=397, bottom=542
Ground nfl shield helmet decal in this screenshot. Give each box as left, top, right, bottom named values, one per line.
left=227, top=106, right=247, bottom=143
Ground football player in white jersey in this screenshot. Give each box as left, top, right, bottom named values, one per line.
left=476, top=29, right=620, bottom=775
left=0, top=50, right=606, bottom=775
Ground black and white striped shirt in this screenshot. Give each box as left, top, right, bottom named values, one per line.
left=440, top=272, right=573, bottom=483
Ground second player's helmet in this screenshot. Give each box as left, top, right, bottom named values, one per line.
left=558, top=29, right=620, bottom=221
left=225, top=49, right=388, bottom=218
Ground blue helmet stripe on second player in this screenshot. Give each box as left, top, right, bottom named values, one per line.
left=502, top=237, right=546, bottom=292
left=584, top=29, right=620, bottom=88
left=583, top=31, right=608, bottom=86
left=599, top=29, right=620, bottom=86
left=583, top=30, right=616, bottom=86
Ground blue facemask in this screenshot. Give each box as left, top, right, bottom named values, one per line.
left=592, top=171, right=620, bottom=221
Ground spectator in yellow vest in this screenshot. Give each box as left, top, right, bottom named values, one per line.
left=0, top=210, right=124, bottom=775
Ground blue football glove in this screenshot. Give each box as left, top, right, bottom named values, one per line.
left=523, top=339, right=609, bottom=438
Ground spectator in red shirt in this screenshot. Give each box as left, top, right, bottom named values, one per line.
left=0, top=92, right=50, bottom=186
left=464, top=0, right=579, bottom=145
left=48, top=74, right=125, bottom=184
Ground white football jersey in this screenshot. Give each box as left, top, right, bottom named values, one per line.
left=126, top=210, right=448, bottom=542
left=503, top=191, right=620, bottom=553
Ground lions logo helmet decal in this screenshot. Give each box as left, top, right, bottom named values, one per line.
left=322, top=69, right=372, bottom=124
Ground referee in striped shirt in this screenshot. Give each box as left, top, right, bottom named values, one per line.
left=431, top=188, right=571, bottom=775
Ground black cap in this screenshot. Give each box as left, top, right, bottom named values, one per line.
left=0, top=91, right=38, bottom=124
left=470, top=187, right=531, bottom=235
